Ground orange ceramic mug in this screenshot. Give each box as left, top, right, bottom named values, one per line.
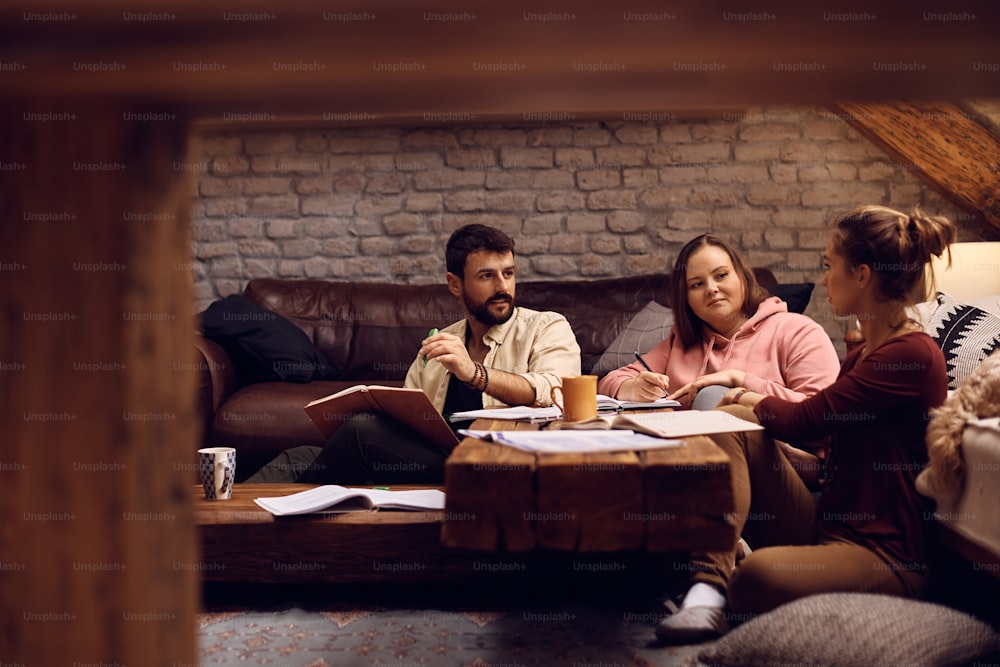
left=550, top=375, right=598, bottom=422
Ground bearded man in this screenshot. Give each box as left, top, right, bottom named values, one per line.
left=247, top=224, right=581, bottom=484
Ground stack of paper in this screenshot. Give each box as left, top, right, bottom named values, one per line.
left=448, top=397, right=680, bottom=423
left=447, top=406, right=562, bottom=422
left=457, top=429, right=683, bottom=454
left=457, top=409, right=763, bottom=454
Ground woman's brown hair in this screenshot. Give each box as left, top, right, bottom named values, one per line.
left=829, top=205, right=955, bottom=310
left=669, top=234, right=770, bottom=348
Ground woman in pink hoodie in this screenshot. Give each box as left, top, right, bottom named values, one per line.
left=598, top=233, right=840, bottom=409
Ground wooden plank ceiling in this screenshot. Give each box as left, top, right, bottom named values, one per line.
left=832, top=101, right=1000, bottom=229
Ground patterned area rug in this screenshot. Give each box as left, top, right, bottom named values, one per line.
left=199, top=583, right=709, bottom=666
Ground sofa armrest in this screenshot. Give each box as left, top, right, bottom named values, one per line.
left=192, top=335, right=239, bottom=421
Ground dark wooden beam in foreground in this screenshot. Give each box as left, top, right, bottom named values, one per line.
left=0, top=1, right=999, bottom=124
left=0, top=102, right=199, bottom=666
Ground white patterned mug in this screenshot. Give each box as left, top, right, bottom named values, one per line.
left=198, top=447, right=236, bottom=500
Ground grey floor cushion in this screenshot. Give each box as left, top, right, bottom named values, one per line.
left=698, top=592, right=1000, bottom=667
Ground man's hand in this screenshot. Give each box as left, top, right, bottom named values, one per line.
left=419, top=331, right=477, bottom=382
left=619, top=371, right=670, bottom=401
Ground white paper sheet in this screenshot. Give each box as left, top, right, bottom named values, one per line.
left=458, top=429, right=684, bottom=453
left=611, top=410, right=764, bottom=438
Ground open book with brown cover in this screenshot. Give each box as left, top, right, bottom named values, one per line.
left=304, top=385, right=461, bottom=452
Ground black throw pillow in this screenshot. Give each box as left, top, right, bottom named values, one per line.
left=199, top=294, right=340, bottom=384
left=767, top=283, right=814, bottom=314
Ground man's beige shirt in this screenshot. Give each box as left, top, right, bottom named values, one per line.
left=403, top=306, right=581, bottom=413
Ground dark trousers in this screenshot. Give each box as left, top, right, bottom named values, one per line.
left=245, top=412, right=448, bottom=485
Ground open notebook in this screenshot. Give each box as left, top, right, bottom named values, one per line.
left=553, top=408, right=764, bottom=438
left=597, top=394, right=681, bottom=411
left=254, top=485, right=446, bottom=516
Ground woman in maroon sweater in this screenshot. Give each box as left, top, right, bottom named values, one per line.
left=656, top=205, right=956, bottom=644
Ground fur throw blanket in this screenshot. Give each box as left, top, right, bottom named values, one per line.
left=916, top=352, right=1000, bottom=507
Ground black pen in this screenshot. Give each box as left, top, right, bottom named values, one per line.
left=634, top=350, right=654, bottom=372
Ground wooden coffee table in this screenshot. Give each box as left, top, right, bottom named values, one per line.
left=443, top=418, right=735, bottom=554
left=194, top=420, right=735, bottom=582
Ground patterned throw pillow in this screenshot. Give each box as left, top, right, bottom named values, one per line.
left=698, top=593, right=1000, bottom=667
left=921, top=292, right=1000, bottom=389
left=591, top=301, right=674, bottom=377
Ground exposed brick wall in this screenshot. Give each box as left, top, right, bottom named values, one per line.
left=189, top=104, right=1000, bottom=357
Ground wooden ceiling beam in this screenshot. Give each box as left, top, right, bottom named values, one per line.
left=830, top=100, right=1000, bottom=232
left=1, top=1, right=999, bottom=120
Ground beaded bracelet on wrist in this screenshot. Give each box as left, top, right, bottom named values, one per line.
left=466, top=362, right=481, bottom=389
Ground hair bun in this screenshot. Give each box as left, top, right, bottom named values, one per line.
left=907, top=207, right=956, bottom=265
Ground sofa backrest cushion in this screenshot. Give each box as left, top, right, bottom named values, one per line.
left=243, top=274, right=677, bottom=379
left=241, top=269, right=780, bottom=381
left=245, top=279, right=461, bottom=382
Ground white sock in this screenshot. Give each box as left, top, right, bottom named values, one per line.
left=681, top=582, right=726, bottom=609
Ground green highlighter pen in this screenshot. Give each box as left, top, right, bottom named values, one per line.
left=422, top=328, right=439, bottom=366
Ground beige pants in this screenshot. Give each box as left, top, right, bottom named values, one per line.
left=690, top=405, right=926, bottom=616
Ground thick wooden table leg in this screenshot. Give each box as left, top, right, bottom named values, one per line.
left=442, top=424, right=537, bottom=552
left=643, top=436, right=736, bottom=553
left=535, top=451, right=644, bottom=551
left=0, top=101, right=199, bottom=666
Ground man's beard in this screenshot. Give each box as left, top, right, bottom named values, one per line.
left=465, top=292, right=514, bottom=326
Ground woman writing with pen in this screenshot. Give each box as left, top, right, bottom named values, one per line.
left=599, top=233, right=840, bottom=410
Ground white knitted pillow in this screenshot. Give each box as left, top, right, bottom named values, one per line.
left=922, top=292, right=1000, bottom=389
left=698, top=593, right=1000, bottom=667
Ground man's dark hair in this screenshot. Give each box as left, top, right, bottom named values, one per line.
left=445, top=224, right=516, bottom=277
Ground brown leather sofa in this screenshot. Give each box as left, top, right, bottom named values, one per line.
left=195, top=271, right=778, bottom=480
